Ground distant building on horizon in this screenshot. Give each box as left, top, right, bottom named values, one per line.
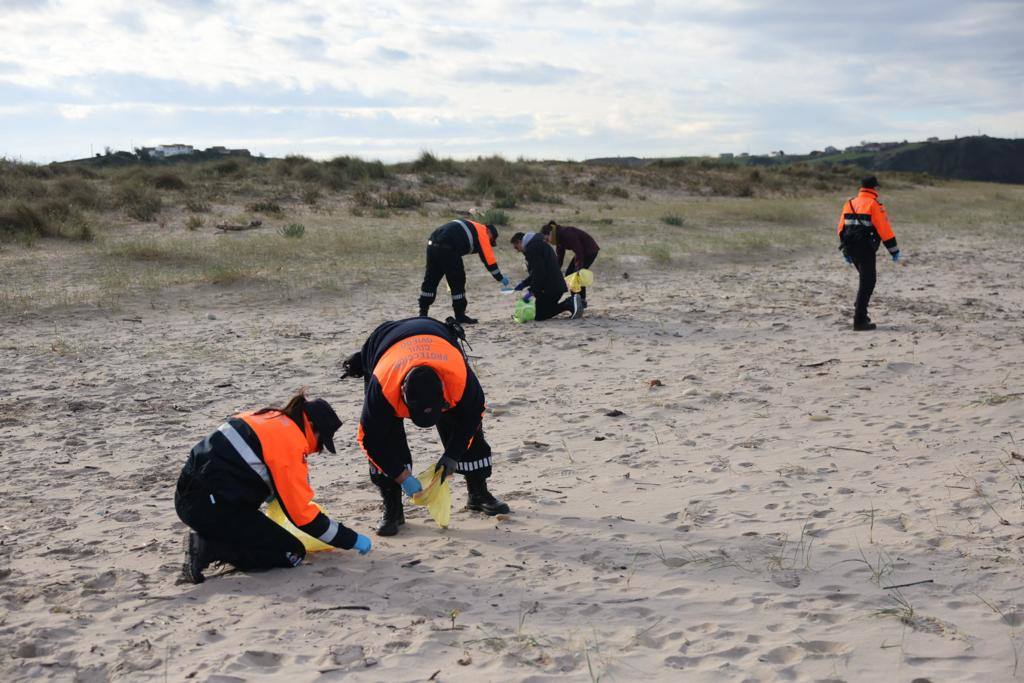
left=154, top=143, right=194, bottom=157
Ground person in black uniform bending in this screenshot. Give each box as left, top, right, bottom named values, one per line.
left=418, top=218, right=510, bottom=324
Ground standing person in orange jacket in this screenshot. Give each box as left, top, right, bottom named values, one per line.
left=837, top=176, right=901, bottom=331
left=418, top=219, right=510, bottom=324
left=175, top=391, right=371, bottom=584
left=341, top=316, right=510, bottom=536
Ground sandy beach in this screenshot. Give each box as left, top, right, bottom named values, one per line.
left=1, top=217, right=1023, bottom=681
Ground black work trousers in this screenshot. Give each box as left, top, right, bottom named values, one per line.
left=847, top=240, right=877, bottom=324
left=564, top=252, right=598, bottom=302
left=535, top=292, right=575, bottom=321
left=419, top=244, right=467, bottom=316
left=175, top=472, right=305, bottom=572
left=369, top=419, right=494, bottom=493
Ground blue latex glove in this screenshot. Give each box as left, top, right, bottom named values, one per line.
left=353, top=534, right=372, bottom=555
left=522, top=291, right=533, bottom=303
left=844, top=254, right=853, bottom=265
left=400, top=475, right=422, bottom=496
left=891, top=250, right=901, bottom=262
left=501, top=276, right=510, bottom=287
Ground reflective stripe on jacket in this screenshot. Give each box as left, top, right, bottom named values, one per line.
left=429, top=219, right=504, bottom=281
left=356, top=318, right=485, bottom=479
left=181, top=410, right=357, bottom=549
left=837, top=188, right=898, bottom=253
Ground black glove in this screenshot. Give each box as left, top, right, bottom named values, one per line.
left=434, top=455, right=459, bottom=484
left=340, top=351, right=364, bottom=379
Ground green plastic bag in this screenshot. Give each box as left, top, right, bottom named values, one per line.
left=513, top=298, right=536, bottom=323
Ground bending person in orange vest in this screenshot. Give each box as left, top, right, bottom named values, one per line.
left=837, top=176, right=901, bottom=331
left=342, top=316, right=510, bottom=536
left=418, top=219, right=510, bottom=324
left=175, top=392, right=371, bottom=584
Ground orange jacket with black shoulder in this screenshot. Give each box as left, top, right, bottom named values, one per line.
left=356, top=317, right=485, bottom=479
left=427, top=219, right=505, bottom=282
left=837, top=188, right=898, bottom=254
left=183, top=410, right=357, bottom=549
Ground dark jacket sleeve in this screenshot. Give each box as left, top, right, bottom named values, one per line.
left=358, top=378, right=410, bottom=480
left=439, top=370, right=485, bottom=463
left=525, top=239, right=567, bottom=296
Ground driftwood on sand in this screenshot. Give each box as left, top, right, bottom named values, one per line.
left=215, top=219, right=263, bottom=232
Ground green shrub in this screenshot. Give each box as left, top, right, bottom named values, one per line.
left=607, top=186, right=630, bottom=199
left=495, top=195, right=518, bottom=209
left=279, top=223, right=306, bottom=238
left=412, top=151, right=458, bottom=174
left=382, top=190, right=421, bottom=209
left=185, top=196, right=211, bottom=213
left=248, top=200, right=283, bottom=216
left=115, top=184, right=163, bottom=221
left=0, top=202, right=50, bottom=240
left=185, top=215, right=204, bottom=231
left=351, top=189, right=386, bottom=210
left=0, top=201, right=93, bottom=242
left=151, top=172, right=187, bottom=190
left=301, top=187, right=321, bottom=205
left=479, top=208, right=509, bottom=226
left=324, top=156, right=391, bottom=190
left=295, top=162, right=324, bottom=183
left=213, top=159, right=242, bottom=176
left=661, top=214, right=685, bottom=227
left=646, top=244, right=672, bottom=265
left=55, top=177, right=104, bottom=209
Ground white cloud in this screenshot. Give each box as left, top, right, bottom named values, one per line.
left=0, top=0, right=1021, bottom=161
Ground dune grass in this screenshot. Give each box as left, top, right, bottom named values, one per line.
left=0, top=153, right=1021, bottom=312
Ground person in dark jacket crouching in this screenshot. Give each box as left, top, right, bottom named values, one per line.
left=510, top=232, right=582, bottom=321
left=175, top=391, right=371, bottom=584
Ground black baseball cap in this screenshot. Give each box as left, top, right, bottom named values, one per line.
left=861, top=175, right=880, bottom=189
left=304, top=398, right=342, bottom=453
left=403, top=366, right=444, bottom=428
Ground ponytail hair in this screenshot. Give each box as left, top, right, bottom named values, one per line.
left=255, top=388, right=309, bottom=429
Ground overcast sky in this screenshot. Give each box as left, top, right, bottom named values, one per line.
left=1, top=0, right=1022, bottom=163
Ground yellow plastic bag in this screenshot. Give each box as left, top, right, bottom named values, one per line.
left=265, top=498, right=333, bottom=552
left=565, top=269, right=594, bottom=293
left=410, top=464, right=452, bottom=528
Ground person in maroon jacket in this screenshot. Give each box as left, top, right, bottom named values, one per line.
left=540, top=221, right=600, bottom=307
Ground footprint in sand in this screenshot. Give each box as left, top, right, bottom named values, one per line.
left=759, top=645, right=804, bottom=665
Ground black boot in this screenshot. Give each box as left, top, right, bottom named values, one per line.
left=454, top=313, right=478, bottom=325
left=376, top=485, right=405, bottom=536
left=853, top=319, right=876, bottom=331
left=182, top=530, right=214, bottom=584
left=465, top=474, right=510, bottom=515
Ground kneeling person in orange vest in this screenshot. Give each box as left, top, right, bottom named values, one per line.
left=342, top=316, right=510, bottom=536
left=175, top=392, right=371, bottom=584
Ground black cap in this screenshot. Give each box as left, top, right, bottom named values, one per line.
left=304, top=398, right=342, bottom=453
left=403, top=366, right=444, bottom=428
left=861, top=175, right=880, bottom=189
